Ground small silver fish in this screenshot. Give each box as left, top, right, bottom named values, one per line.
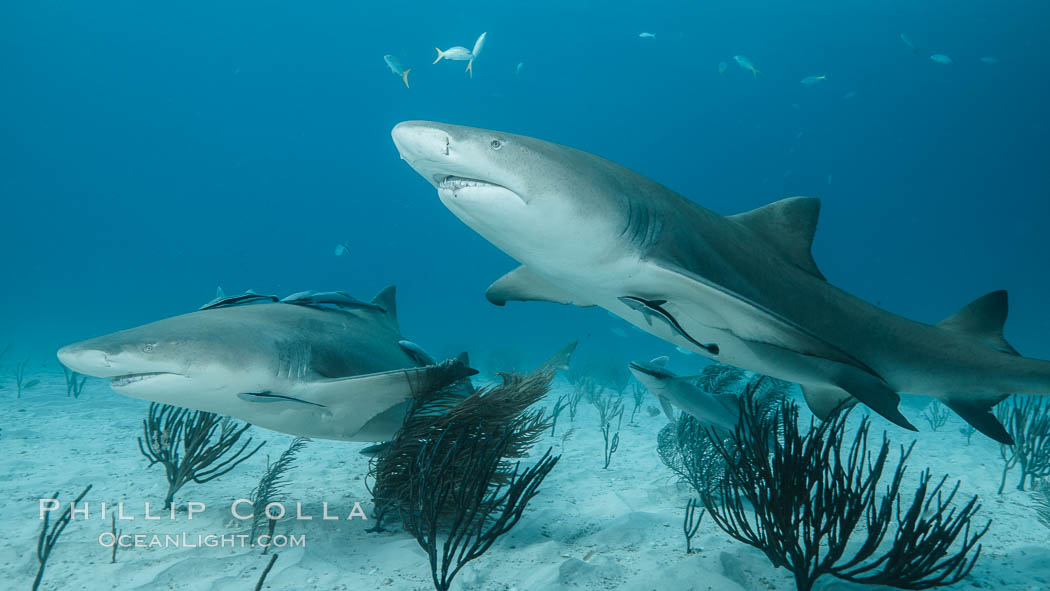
left=515, top=62, right=525, bottom=75
left=718, top=61, right=727, bottom=75
left=639, top=32, right=655, bottom=39
left=800, top=74, right=827, bottom=85
left=930, top=54, right=953, bottom=64
left=980, top=56, right=1000, bottom=64
left=733, top=55, right=760, bottom=77
left=383, top=55, right=411, bottom=88
left=334, top=241, right=351, bottom=256
left=900, top=33, right=918, bottom=54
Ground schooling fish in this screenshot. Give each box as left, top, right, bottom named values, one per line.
left=639, top=32, right=656, bottom=39
left=467, top=32, right=487, bottom=77
left=930, top=54, right=953, bottom=64
left=392, top=120, right=1050, bottom=443
left=383, top=54, right=411, bottom=88
left=800, top=74, right=827, bottom=85
left=733, top=55, right=761, bottom=77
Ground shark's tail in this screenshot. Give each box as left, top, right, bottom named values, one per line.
left=466, top=59, right=473, bottom=78
left=432, top=48, right=444, bottom=64
left=401, top=68, right=411, bottom=89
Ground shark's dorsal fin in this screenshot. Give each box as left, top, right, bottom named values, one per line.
left=936, top=290, right=1018, bottom=355
left=486, top=266, right=595, bottom=307
left=370, top=286, right=399, bottom=329
left=650, top=356, right=669, bottom=367
left=730, top=196, right=825, bottom=280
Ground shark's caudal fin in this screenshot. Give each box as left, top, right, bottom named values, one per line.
left=402, top=69, right=411, bottom=89
left=432, top=48, right=444, bottom=64
left=466, top=60, right=473, bottom=78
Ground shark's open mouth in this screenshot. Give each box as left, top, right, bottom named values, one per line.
left=439, top=175, right=504, bottom=191
left=111, top=372, right=177, bottom=388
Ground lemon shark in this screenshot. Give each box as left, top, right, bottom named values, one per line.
left=629, top=356, right=740, bottom=434
left=57, top=287, right=476, bottom=441
left=391, top=120, right=1050, bottom=443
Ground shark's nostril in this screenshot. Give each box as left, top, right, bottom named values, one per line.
left=443, top=137, right=450, bottom=156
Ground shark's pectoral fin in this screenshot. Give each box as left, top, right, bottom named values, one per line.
left=729, top=196, right=825, bottom=280
left=295, top=360, right=478, bottom=420
left=937, top=290, right=1019, bottom=355
left=650, top=261, right=879, bottom=379
left=800, top=384, right=857, bottom=420
left=540, top=341, right=577, bottom=371
left=939, top=393, right=1013, bottom=444
left=486, top=266, right=594, bottom=307
left=658, top=395, right=676, bottom=422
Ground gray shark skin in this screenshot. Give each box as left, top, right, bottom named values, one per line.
left=629, top=357, right=740, bottom=434
left=57, top=287, right=476, bottom=441
left=392, top=120, right=1050, bottom=443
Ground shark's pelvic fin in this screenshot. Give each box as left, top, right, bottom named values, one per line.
left=729, top=196, right=825, bottom=280
left=801, top=383, right=857, bottom=420
left=938, top=393, right=1013, bottom=444
left=937, top=290, right=1018, bottom=355
left=486, top=266, right=595, bottom=307
left=399, top=340, right=436, bottom=366
left=658, top=395, right=676, bottom=422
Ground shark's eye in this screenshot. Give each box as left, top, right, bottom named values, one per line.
left=142, top=343, right=155, bottom=353
left=490, top=139, right=502, bottom=150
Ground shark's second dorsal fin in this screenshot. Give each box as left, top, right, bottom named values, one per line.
left=729, top=196, right=825, bottom=280
left=937, top=290, right=1018, bottom=355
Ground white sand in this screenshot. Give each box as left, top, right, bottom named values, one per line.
left=2, top=372, right=1049, bottom=591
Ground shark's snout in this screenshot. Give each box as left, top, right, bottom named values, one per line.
left=57, top=344, right=117, bottom=377
left=392, top=121, right=451, bottom=171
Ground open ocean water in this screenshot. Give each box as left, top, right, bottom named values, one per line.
left=2, top=1, right=1049, bottom=590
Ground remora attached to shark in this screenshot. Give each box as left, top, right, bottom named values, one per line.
left=391, top=120, right=1050, bottom=443
left=629, top=357, right=740, bottom=434
left=57, top=287, right=476, bottom=441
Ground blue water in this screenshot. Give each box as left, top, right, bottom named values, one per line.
left=2, top=0, right=1048, bottom=366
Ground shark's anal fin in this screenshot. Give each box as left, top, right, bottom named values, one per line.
left=486, top=266, right=594, bottom=307
left=619, top=296, right=720, bottom=355
left=937, top=290, right=1018, bottom=355
left=939, top=393, right=1013, bottom=444
left=729, top=196, right=825, bottom=280
left=801, top=384, right=857, bottom=420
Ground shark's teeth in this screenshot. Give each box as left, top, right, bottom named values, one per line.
left=439, top=176, right=500, bottom=191
left=111, top=372, right=171, bottom=387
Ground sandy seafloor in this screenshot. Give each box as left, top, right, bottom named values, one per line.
left=2, top=370, right=1049, bottom=591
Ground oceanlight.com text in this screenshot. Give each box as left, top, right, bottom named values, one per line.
left=97, top=532, right=307, bottom=549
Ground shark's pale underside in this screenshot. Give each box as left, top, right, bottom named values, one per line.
left=57, top=287, right=475, bottom=441
left=391, top=120, right=1050, bottom=443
